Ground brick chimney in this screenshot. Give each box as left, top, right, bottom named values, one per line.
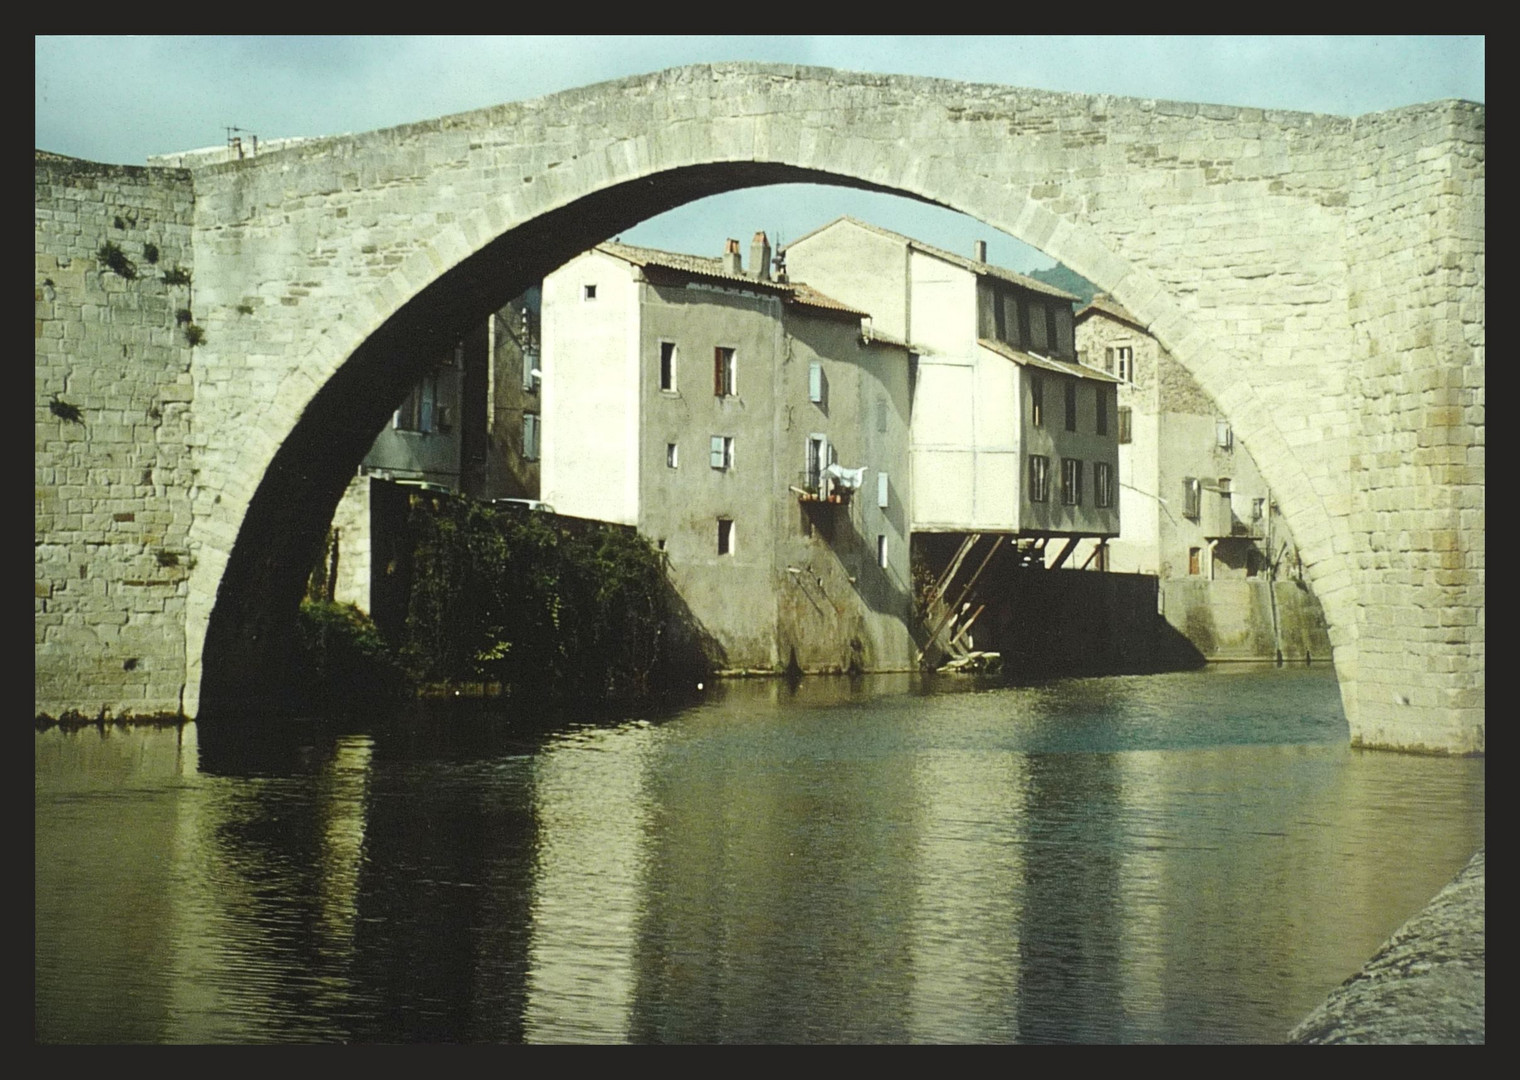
left=722, top=238, right=742, bottom=275
left=750, top=231, right=771, bottom=281
left=974, top=239, right=987, bottom=263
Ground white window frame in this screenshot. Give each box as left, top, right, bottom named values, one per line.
left=1062, top=457, right=1083, bottom=506
left=711, top=435, right=734, bottom=471
left=808, top=361, right=824, bottom=405
left=877, top=471, right=890, bottom=509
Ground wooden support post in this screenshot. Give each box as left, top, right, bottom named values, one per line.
left=1048, top=536, right=1081, bottom=571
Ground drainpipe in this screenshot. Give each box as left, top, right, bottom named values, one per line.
left=1207, top=539, right=1218, bottom=581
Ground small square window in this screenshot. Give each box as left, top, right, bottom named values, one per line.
left=583, top=284, right=597, bottom=301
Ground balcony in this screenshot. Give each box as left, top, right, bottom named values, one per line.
left=792, top=470, right=847, bottom=504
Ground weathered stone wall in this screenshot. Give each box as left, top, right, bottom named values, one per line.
left=1163, top=578, right=1333, bottom=661
left=31, top=66, right=1484, bottom=752
left=35, top=155, right=197, bottom=717
left=1342, top=102, right=1485, bottom=754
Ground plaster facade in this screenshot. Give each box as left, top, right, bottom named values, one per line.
left=786, top=218, right=1120, bottom=543
left=542, top=238, right=915, bottom=672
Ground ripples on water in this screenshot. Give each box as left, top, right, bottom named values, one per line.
left=35, top=666, right=1483, bottom=1044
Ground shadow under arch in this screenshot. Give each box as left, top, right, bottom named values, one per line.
left=195, top=151, right=1334, bottom=726
left=197, top=162, right=940, bottom=721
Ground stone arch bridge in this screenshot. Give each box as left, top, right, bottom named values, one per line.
left=34, top=63, right=1483, bottom=753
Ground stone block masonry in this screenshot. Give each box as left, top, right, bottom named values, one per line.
left=35, top=155, right=197, bottom=718
left=33, top=66, right=1483, bottom=753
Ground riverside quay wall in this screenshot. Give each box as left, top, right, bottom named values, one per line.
left=34, top=64, right=1483, bottom=753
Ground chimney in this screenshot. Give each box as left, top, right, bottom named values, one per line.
left=750, top=231, right=772, bottom=281
left=722, top=238, right=742, bottom=275
left=974, top=239, right=987, bottom=263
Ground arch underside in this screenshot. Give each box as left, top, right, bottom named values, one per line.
left=195, top=138, right=1359, bottom=739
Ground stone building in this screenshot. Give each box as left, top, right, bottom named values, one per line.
left=1073, top=294, right=1331, bottom=660
left=540, top=233, right=916, bottom=673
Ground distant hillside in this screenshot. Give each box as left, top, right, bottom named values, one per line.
left=1029, top=264, right=1098, bottom=307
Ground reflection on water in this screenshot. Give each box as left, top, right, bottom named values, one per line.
left=35, top=667, right=1484, bottom=1043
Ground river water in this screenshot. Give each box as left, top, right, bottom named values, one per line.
left=35, top=665, right=1484, bottom=1044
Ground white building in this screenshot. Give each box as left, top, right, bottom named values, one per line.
left=783, top=217, right=1120, bottom=568
left=540, top=233, right=917, bottom=674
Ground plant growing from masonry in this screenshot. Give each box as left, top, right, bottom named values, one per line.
left=98, top=241, right=136, bottom=279
left=162, top=265, right=192, bottom=287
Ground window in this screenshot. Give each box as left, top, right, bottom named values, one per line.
left=717, top=518, right=734, bottom=556
left=1118, top=406, right=1133, bottom=444
left=808, top=361, right=825, bottom=405
left=1095, top=461, right=1113, bottom=508
left=395, top=372, right=440, bottom=433
left=1116, top=345, right=1133, bottom=383
left=1064, top=380, right=1078, bottom=432
left=1028, top=303, right=1049, bottom=352
left=877, top=471, right=890, bottom=509
left=710, top=435, right=734, bottom=471
left=714, top=346, right=736, bottom=397
left=1096, top=387, right=1109, bottom=436
left=1028, top=455, right=1050, bottom=503
left=806, top=435, right=828, bottom=491
left=1052, top=305, right=1074, bottom=358
left=1030, top=375, right=1044, bottom=427
left=666, top=442, right=678, bottom=469
left=583, top=284, right=597, bottom=301
left=1189, top=546, right=1201, bottom=575
left=1216, top=419, right=1233, bottom=450
left=877, top=534, right=889, bottom=569
left=1183, top=477, right=1201, bottom=520
left=1252, top=497, right=1266, bottom=522
left=522, top=412, right=541, bottom=461
left=1062, top=458, right=1083, bottom=506
left=659, top=341, right=677, bottom=392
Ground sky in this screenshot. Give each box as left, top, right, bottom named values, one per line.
left=35, top=35, right=1484, bottom=273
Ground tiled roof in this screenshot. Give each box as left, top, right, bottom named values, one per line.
left=596, top=241, right=868, bottom=317
left=1075, top=293, right=1146, bottom=331
left=978, top=337, right=1121, bottom=383
left=784, top=216, right=1081, bottom=302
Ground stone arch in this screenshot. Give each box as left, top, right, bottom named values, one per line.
left=186, top=65, right=1372, bottom=724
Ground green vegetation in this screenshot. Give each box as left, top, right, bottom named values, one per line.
left=401, top=497, right=711, bottom=700
left=184, top=324, right=205, bottom=347
left=292, top=600, right=409, bottom=716
left=97, top=241, right=137, bottom=279
left=143, top=242, right=160, bottom=265
left=162, top=265, right=192, bottom=287
left=292, top=493, right=714, bottom=713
